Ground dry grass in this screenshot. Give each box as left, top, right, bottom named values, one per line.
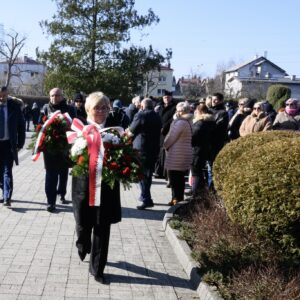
left=174, top=189, right=300, bottom=299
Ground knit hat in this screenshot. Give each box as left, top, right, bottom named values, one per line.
left=285, top=98, right=298, bottom=105
left=74, top=92, right=84, bottom=102
left=113, top=99, right=122, bottom=108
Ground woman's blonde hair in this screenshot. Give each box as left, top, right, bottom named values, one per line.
left=85, top=92, right=110, bottom=113
left=176, top=102, right=190, bottom=114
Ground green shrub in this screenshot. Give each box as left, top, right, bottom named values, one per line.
left=221, top=138, right=300, bottom=259
left=266, top=84, right=291, bottom=110
left=213, top=131, right=299, bottom=192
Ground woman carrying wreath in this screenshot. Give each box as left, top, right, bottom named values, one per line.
left=71, top=92, right=121, bottom=284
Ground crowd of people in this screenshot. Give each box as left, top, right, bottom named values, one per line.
left=0, top=85, right=299, bottom=283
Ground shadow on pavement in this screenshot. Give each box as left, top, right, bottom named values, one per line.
left=107, top=261, right=194, bottom=289
left=121, top=207, right=166, bottom=221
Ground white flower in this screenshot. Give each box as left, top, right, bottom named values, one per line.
left=71, top=137, right=87, bottom=156
left=102, top=133, right=114, bottom=143
left=112, top=136, right=120, bottom=144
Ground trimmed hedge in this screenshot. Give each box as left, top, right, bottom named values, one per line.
left=266, top=84, right=291, bottom=111
left=213, top=131, right=299, bottom=192
left=218, top=137, right=300, bottom=258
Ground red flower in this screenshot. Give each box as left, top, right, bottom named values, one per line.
left=35, top=124, right=42, bottom=132
left=42, top=115, right=48, bottom=122
left=109, top=162, right=119, bottom=170
left=122, top=167, right=131, bottom=176
left=78, top=155, right=85, bottom=165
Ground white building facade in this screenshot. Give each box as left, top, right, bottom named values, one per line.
left=0, top=56, right=46, bottom=96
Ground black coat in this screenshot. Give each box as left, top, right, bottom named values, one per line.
left=209, top=103, right=229, bottom=159
left=155, top=101, right=176, bottom=145
left=7, top=98, right=26, bottom=165
left=72, top=175, right=121, bottom=224
left=71, top=118, right=122, bottom=224
left=129, top=108, right=162, bottom=167
left=228, top=112, right=248, bottom=140
left=191, top=114, right=215, bottom=176
left=125, top=104, right=139, bottom=124
left=41, top=100, right=76, bottom=170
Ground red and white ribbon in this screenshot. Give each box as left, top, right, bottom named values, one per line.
left=32, top=111, right=72, bottom=161
left=67, top=118, right=105, bottom=207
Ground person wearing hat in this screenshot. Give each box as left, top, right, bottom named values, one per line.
left=73, top=92, right=87, bottom=122
left=153, top=90, right=177, bottom=179
left=106, top=99, right=130, bottom=129
left=0, top=86, right=26, bottom=207
left=273, top=98, right=300, bottom=131
left=239, top=101, right=272, bottom=137
left=228, top=98, right=253, bottom=140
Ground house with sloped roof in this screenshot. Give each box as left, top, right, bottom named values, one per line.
left=224, top=56, right=300, bottom=99
left=141, top=65, right=175, bottom=97
left=0, top=55, right=46, bottom=96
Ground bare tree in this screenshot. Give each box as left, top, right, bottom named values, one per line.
left=0, top=31, right=26, bottom=88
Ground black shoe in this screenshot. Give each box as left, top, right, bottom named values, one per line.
left=166, top=183, right=171, bottom=188
left=137, top=202, right=154, bottom=210
left=3, top=199, right=11, bottom=207
left=0, top=199, right=4, bottom=204
left=47, top=206, right=56, bottom=213
left=60, top=196, right=67, bottom=204
left=94, top=274, right=107, bottom=284
left=78, top=250, right=87, bottom=261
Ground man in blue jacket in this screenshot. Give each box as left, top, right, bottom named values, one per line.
left=0, top=86, right=26, bottom=207
left=127, top=98, right=162, bottom=210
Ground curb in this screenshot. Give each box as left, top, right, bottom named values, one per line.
left=163, top=202, right=223, bottom=300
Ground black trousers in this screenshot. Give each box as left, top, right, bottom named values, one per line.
left=72, top=179, right=111, bottom=277
left=168, top=170, right=186, bottom=201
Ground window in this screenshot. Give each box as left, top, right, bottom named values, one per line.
left=159, top=76, right=166, bottom=82
left=157, top=89, right=162, bottom=95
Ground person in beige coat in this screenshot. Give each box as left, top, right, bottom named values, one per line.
left=239, top=102, right=272, bottom=137
left=164, top=102, right=193, bottom=205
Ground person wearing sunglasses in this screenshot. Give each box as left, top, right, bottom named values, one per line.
left=273, top=98, right=300, bottom=131
left=239, top=101, right=272, bottom=137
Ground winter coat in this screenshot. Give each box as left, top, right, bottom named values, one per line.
left=209, top=103, right=229, bottom=159
left=239, top=112, right=272, bottom=137
left=272, top=111, right=300, bottom=131
left=164, top=114, right=193, bottom=171
left=191, top=114, right=215, bottom=176
left=72, top=175, right=121, bottom=224
left=155, top=101, right=177, bottom=138
left=6, top=98, right=26, bottom=165
left=129, top=108, right=162, bottom=167
left=41, top=100, right=76, bottom=170
left=107, top=108, right=130, bottom=129
left=228, top=111, right=249, bottom=140
left=125, top=104, right=139, bottom=124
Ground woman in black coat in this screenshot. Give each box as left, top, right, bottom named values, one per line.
left=191, top=104, right=215, bottom=194
left=72, top=91, right=121, bottom=284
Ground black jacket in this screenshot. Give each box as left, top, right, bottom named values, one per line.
left=125, top=104, right=139, bottom=124
left=209, top=103, right=229, bottom=159
left=129, top=108, right=162, bottom=167
left=191, top=114, right=215, bottom=175
left=6, top=98, right=26, bottom=165
left=41, top=100, right=76, bottom=170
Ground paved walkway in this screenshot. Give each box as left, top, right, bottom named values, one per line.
left=0, top=132, right=199, bottom=300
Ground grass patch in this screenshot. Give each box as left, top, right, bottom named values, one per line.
left=171, top=188, right=300, bottom=299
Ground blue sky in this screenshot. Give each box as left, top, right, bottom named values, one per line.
left=1, top=0, right=300, bottom=79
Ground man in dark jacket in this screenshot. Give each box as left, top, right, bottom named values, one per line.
left=128, top=98, right=162, bottom=210
left=40, top=87, right=76, bottom=212
left=207, top=92, right=229, bottom=189
left=153, top=90, right=176, bottom=179
left=125, top=96, right=141, bottom=124
left=0, top=86, right=26, bottom=207
left=108, top=99, right=130, bottom=129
